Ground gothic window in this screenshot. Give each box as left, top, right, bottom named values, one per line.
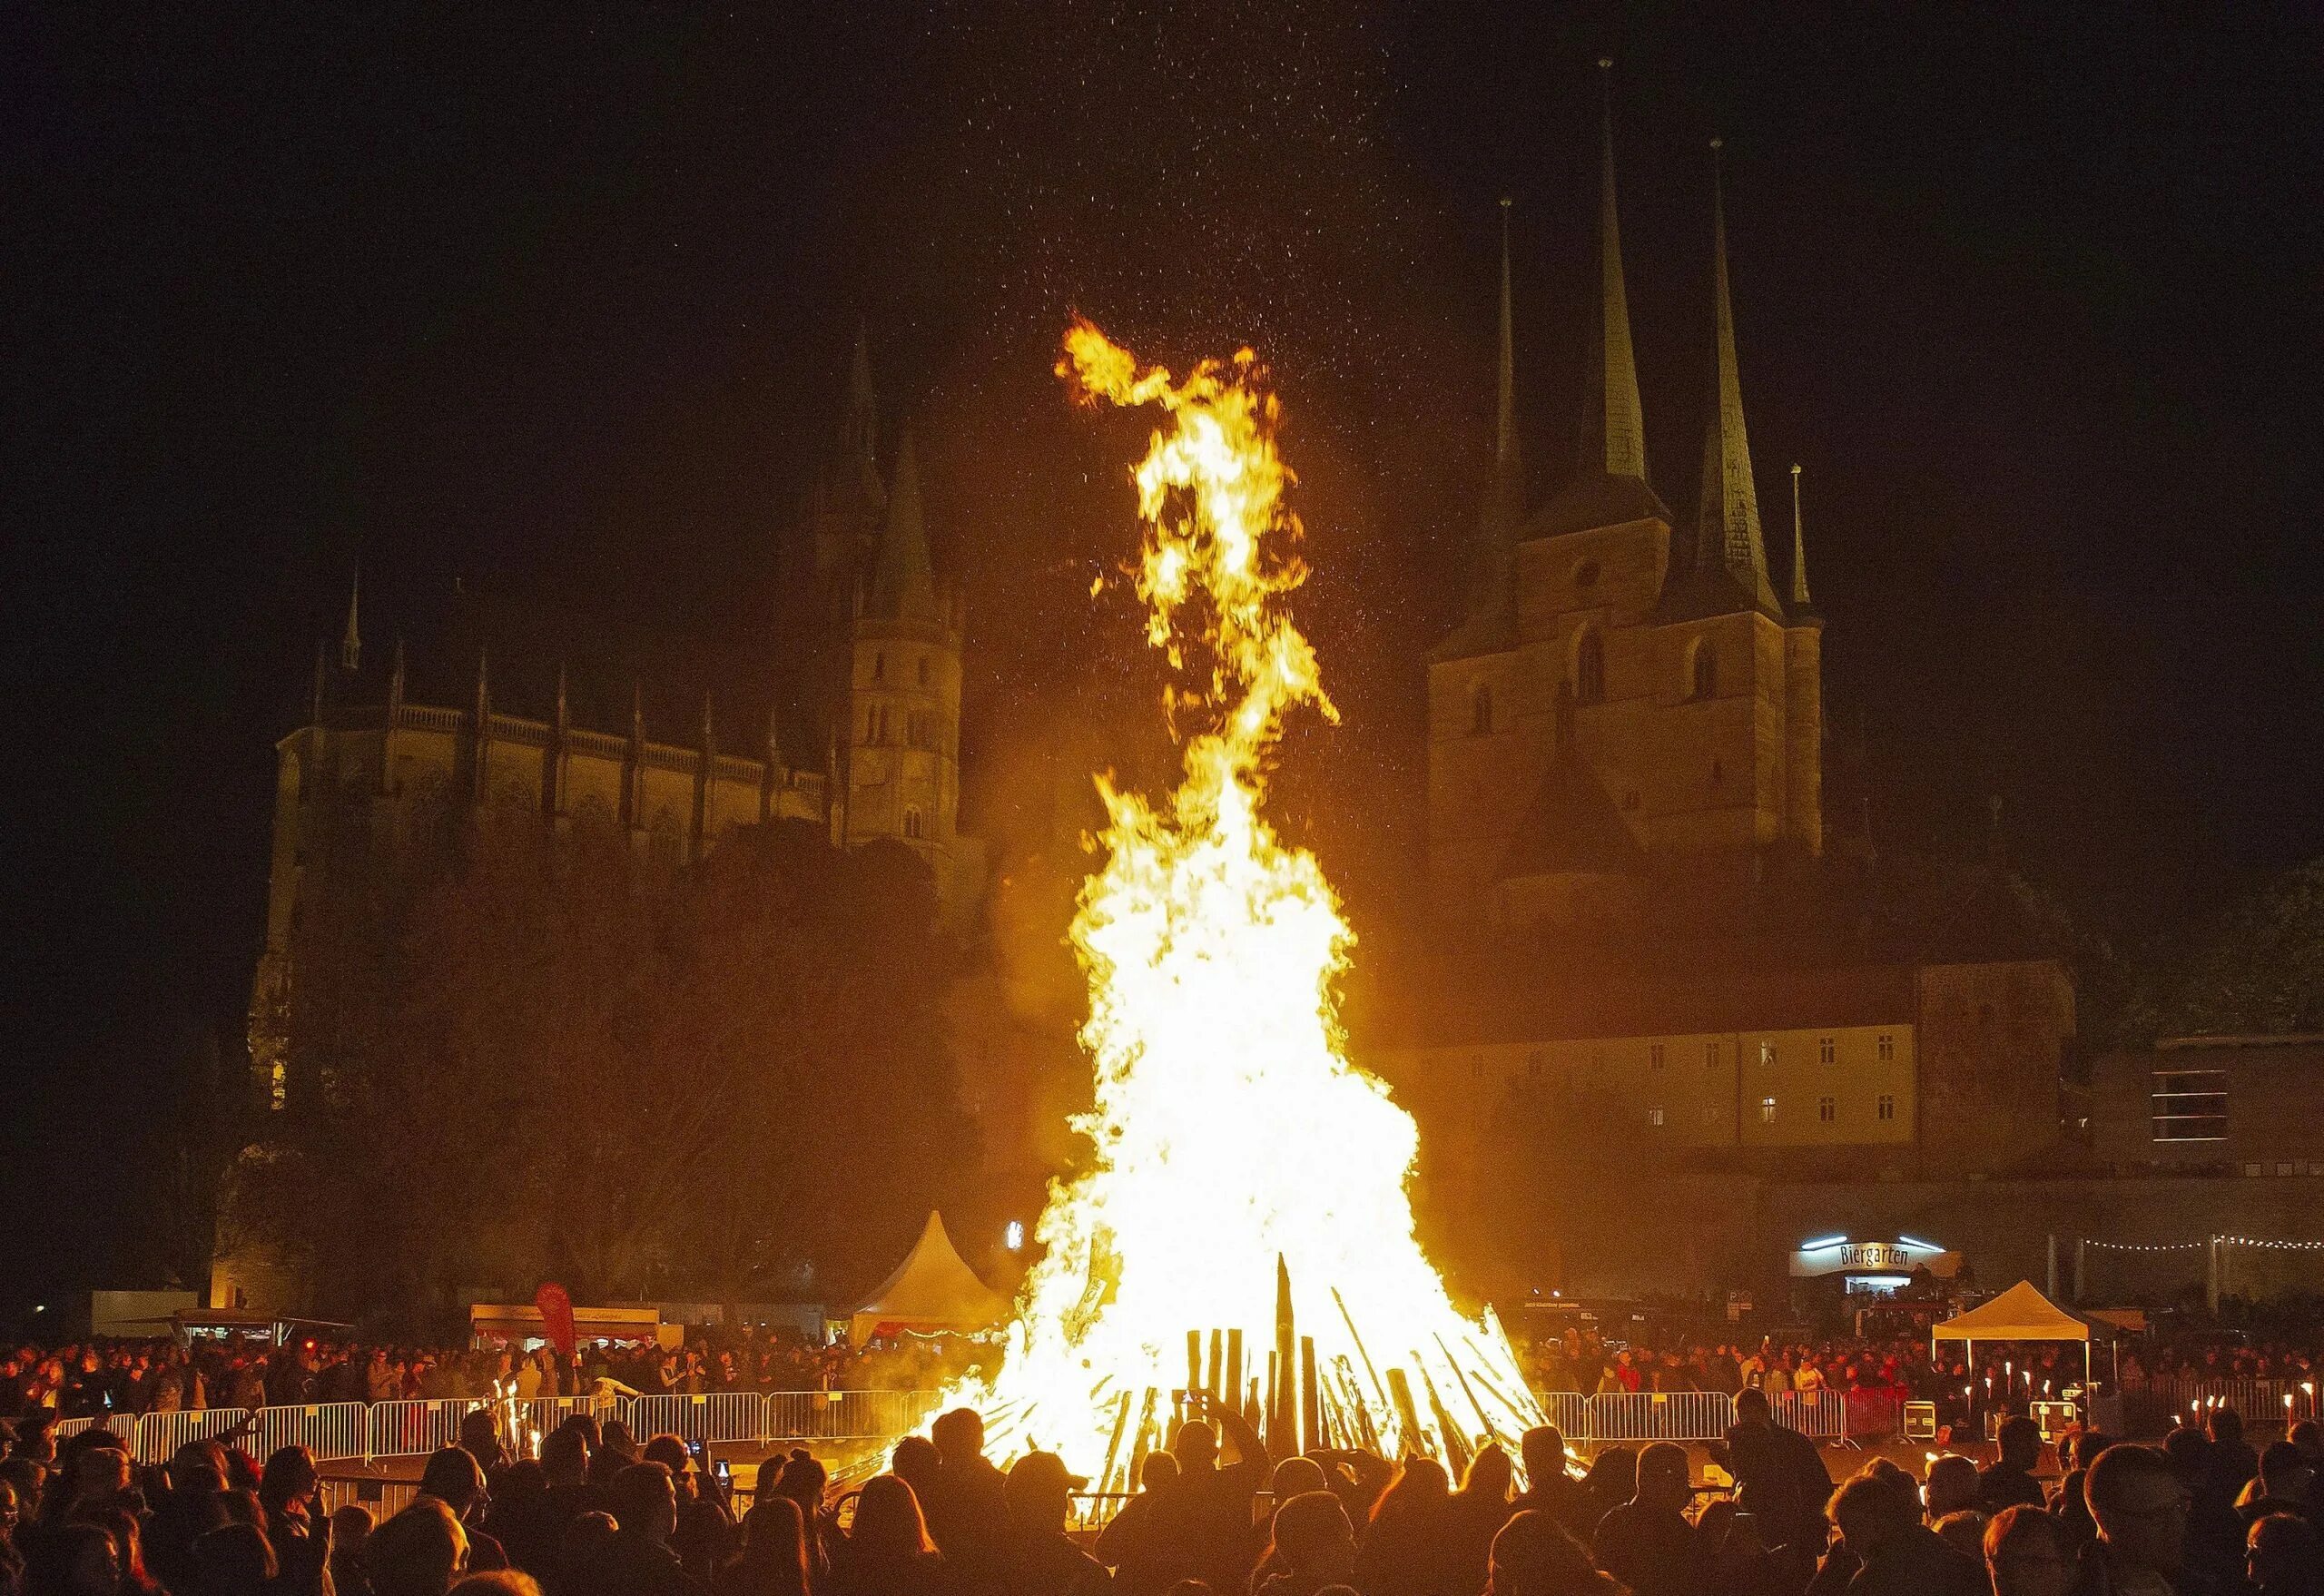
left=1471, top=683, right=1492, bottom=736
left=1575, top=629, right=1605, bottom=705
left=917, top=655, right=931, bottom=687
left=903, top=806, right=924, bottom=840
left=1689, top=640, right=1718, bottom=702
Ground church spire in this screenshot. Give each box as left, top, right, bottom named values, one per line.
left=340, top=566, right=361, bottom=672
left=1694, top=139, right=1781, bottom=615
left=1788, top=462, right=1813, bottom=610
left=867, top=426, right=940, bottom=624
left=840, top=322, right=878, bottom=471
left=1583, top=59, right=1649, bottom=482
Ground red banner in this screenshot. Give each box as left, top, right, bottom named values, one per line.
left=535, top=1282, right=576, bottom=1359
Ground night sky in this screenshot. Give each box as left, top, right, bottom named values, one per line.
left=9, top=3, right=2322, bottom=1288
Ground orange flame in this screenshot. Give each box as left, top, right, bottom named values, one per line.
left=950, top=320, right=1537, bottom=1476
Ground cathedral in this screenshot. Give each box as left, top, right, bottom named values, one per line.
left=1427, top=103, right=1823, bottom=937
left=246, top=334, right=982, bottom=1108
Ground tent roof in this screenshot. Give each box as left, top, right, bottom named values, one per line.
left=1931, top=1280, right=2088, bottom=1343
left=849, top=1211, right=1009, bottom=1327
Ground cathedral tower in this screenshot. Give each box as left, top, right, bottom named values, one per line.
left=1423, top=92, right=1827, bottom=937
left=842, top=429, right=971, bottom=901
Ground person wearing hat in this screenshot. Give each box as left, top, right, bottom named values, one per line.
left=1001, top=1450, right=1109, bottom=1595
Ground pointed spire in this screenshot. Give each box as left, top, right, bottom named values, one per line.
left=840, top=322, right=878, bottom=469
left=1494, top=197, right=1518, bottom=475
left=340, top=566, right=361, bottom=672
left=1788, top=463, right=1814, bottom=611
left=1694, top=138, right=1782, bottom=615
left=868, top=427, right=940, bottom=623
left=1581, top=59, right=1648, bottom=483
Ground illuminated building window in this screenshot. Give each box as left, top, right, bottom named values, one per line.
left=1817, top=1096, right=1836, bottom=1123
left=1759, top=1097, right=1777, bottom=1124
left=903, top=806, right=924, bottom=840
left=1877, top=1094, right=1896, bottom=1121
left=1705, top=1041, right=1719, bottom=1069
left=1649, top=1043, right=1665, bottom=1070
left=1758, top=1040, right=1776, bottom=1068
left=1648, top=1106, right=1665, bottom=1128
left=1471, top=684, right=1493, bottom=736
left=1877, top=1033, right=1896, bottom=1062
left=1819, top=1036, right=1837, bottom=1066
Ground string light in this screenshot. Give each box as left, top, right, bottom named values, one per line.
left=2083, top=1235, right=2324, bottom=1254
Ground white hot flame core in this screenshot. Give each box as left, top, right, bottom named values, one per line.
left=945, top=322, right=1538, bottom=1475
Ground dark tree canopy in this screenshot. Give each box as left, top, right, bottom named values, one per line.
left=241, top=788, right=974, bottom=1326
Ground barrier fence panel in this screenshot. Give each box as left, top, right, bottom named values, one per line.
left=1840, top=1392, right=1901, bottom=1438
left=253, top=1403, right=370, bottom=1463
left=368, top=1399, right=469, bottom=1459
left=763, top=1389, right=944, bottom=1442
left=1771, top=1390, right=1848, bottom=1438
left=319, top=1479, right=420, bottom=1521
left=135, top=1408, right=252, bottom=1465
left=1535, top=1392, right=1591, bottom=1443
left=518, top=1395, right=618, bottom=1445
left=1585, top=1392, right=1737, bottom=1443
left=628, top=1393, right=766, bottom=1445
left=50, top=1415, right=99, bottom=1445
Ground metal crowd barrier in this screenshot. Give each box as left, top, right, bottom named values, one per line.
left=135, top=1408, right=252, bottom=1463
left=29, top=1390, right=948, bottom=1464
left=764, top=1388, right=943, bottom=1442
left=629, top=1392, right=767, bottom=1444
left=367, top=1399, right=473, bottom=1459
left=253, top=1402, right=370, bottom=1463
left=1771, top=1390, right=1849, bottom=1438
left=1535, top=1392, right=1591, bottom=1442
left=1585, top=1391, right=1736, bottom=1442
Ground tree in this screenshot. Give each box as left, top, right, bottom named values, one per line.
left=244, top=787, right=974, bottom=1326
left=2132, top=857, right=2324, bottom=1039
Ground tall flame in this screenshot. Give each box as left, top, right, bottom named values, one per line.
left=953, top=320, right=1538, bottom=1477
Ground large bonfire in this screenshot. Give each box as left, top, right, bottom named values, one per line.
left=950, top=321, right=1539, bottom=1483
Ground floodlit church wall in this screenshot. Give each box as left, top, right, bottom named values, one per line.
left=1513, top=519, right=1666, bottom=635
left=1425, top=655, right=1541, bottom=927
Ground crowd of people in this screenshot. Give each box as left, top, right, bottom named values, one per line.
left=0, top=1333, right=982, bottom=1423
left=6, top=1371, right=2324, bottom=1595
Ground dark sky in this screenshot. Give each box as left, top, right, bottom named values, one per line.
left=8, top=2, right=2322, bottom=1286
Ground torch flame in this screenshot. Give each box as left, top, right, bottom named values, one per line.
left=948, top=320, right=1537, bottom=1475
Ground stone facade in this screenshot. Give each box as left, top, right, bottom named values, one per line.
left=1428, top=117, right=1822, bottom=935
left=249, top=334, right=983, bottom=1110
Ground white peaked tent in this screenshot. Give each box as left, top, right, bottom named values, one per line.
left=1931, top=1279, right=2092, bottom=1384
left=846, top=1211, right=1011, bottom=1345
